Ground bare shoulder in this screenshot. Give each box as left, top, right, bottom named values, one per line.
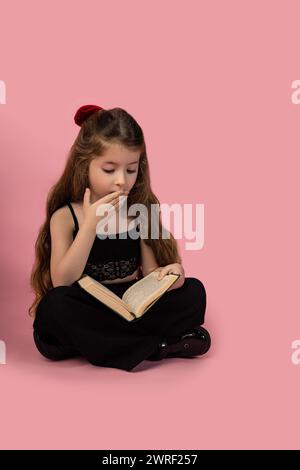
left=50, top=205, right=74, bottom=233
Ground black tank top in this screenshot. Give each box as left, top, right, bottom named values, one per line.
left=67, top=203, right=141, bottom=282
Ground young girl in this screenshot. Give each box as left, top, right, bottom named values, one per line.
left=29, top=104, right=211, bottom=372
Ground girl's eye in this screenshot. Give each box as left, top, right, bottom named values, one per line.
left=103, top=169, right=137, bottom=174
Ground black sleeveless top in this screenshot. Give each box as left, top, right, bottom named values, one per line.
left=67, top=203, right=141, bottom=282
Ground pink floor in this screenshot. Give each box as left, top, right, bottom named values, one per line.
left=1, top=280, right=299, bottom=450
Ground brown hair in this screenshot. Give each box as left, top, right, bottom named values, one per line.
left=28, top=107, right=182, bottom=318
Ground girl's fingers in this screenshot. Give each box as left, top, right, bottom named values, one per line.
left=157, top=270, right=165, bottom=280
left=100, top=198, right=122, bottom=213
left=158, top=269, right=177, bottom=280
left=83, top=188, right=90, bottom=207
left=93, top=191, right=124, bottom=206
left=99, top=199, right=122, bottom=218
left=104, top=191, right=124, bottom=202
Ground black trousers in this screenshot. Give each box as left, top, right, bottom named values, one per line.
left=33, top=277, right=207, bottom=371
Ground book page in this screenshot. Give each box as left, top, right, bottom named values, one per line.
left=79, top=276, right=126, bottom=303
left=122, top=271, right=180, bottom=317
left=77, top=276, right=134, bottom=321
left=86, top=283, right=134, bottom=321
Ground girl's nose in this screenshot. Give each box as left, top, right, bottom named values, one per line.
left=115, top=177, right=126, bottom=186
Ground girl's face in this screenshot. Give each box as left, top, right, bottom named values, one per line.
left=88, top=143, right=141, bottom=203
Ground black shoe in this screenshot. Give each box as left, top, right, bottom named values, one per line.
left=33, top=330, right=79, bottom=361
left=147, top=327, right=211, bottom=361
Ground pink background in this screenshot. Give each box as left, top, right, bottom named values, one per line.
left=0, top=0, right=299, bottom=450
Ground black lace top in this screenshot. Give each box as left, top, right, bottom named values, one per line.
left=67, top=203, right=141, bottom=282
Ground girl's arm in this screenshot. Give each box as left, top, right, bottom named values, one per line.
left=140, top=239, right=185, bottom=290
left=50, top=207, right=96, bottom=287
left=140, top=238, right=159, bottom=277
left=50, top=191, right=125, bottom=286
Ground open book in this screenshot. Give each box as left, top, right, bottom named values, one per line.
left=77, top=271, right=180, bottom=322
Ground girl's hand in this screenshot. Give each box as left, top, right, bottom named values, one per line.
left=154, top=263, right=185, bottom=290
left=82, top=188, right=126, bottom=231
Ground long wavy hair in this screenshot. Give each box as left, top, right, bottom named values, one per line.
left=28, top=107, right=182, bottom=318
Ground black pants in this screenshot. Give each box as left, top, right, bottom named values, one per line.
left=33, top=277, right=207, bottom=371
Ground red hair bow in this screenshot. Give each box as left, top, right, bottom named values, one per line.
left=74, top=104, right=103, bottom=126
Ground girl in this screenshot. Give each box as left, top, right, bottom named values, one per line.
left=29, top=104, right=211, bottom=372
